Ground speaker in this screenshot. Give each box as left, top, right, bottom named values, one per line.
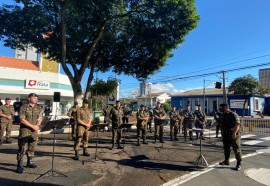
left=53, top=92, right=61, bottom=102
left=215, top=82, right=222, bottom=89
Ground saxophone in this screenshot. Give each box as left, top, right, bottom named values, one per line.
left=141, top=111, right=149, bottom=127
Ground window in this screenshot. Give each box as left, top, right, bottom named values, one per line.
left=254, top=98, right=260, bottom=111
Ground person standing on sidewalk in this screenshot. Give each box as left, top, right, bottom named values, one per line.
left=74, top=99, right=92, bottom=160
left=153, top=101, right=166, bottom=143
left=16, top=93, right=43, bottom=173
left=67, top=101, right=79, bottom=141
left=0, top=98, right=15, bottom=145
left=110, top=100, right=124, bottom=149
left=169, top=106, right=180, bottom=141
left=136, top=105, right=148, bottom=146
left=219, top=103, right=242, bottom=171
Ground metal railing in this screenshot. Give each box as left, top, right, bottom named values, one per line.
left=241, top=118, right=270, bottom=134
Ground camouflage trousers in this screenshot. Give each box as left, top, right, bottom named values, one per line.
left=17, top=136, right=37, bottom=160
left=170, top=122, right=178, bottom=138
left=137, top=123, right=147, bottom=139
left=154, top=124, right=164, bottom=140
left=0, top=120, right=13, bottom=140
left=74, top=125, right=90, bottom=150
left=222, top=135, right=242, bottom=162
left=112, top=127, right=122, bottom=144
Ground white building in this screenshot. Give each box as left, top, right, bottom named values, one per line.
left=0, top=56, right=74, bottom=115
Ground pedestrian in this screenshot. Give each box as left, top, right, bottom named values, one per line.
left=136, top=104, right=148, bottom=146
left=16, top=93, right=43, bottom=173
left=0, top=98, right=15, bottom=145
left=110, top=100, right=123, bottom=149
left=182, top=105, right=196, bottom=141
left=122, top=103, right=129, bottom=124
left=67, top=101, right=79, bottom=141
left=169, top=106, right=180, bottom=141
left=13, top=97, right=22, bottom=124
left=219, top=103, right=242, bottom=171
left=194, top=105, right=206, bottom=140
left=153, top=101, right=166, bottom=143
left=74, top=99, right=91, bottom=160
left=145, top=106, right=153, bottom=133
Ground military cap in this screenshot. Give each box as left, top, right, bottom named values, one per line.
left=140, top=104, right=145, bottom=107
left=74, top=101, right=78, bottom=105
left=116, top=100, right=121, bottom=103
left=220, top=103, right=228, bottom=107
left=157, top=101, right=161, bottom=104
left=83, top=99, right=89, bottom=104
left=28, top=93, right=38, bottom=98
left=197, top=104, right=201, bottom=107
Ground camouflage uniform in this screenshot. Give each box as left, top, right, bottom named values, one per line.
left=194, top=109, right=206, bottom=139
left=136, top=110, right=148, bottom=145
left=169, top=109, right=180, bottom=141
left=122, top=106, right=129, bottom=124
left=103, top=107, right=110, bottom=124
left=17, top=104, right=43, bottom=160
left=146, top=109, right=153, bottom=133
left=178, top=109, right=183, bottom=134
left=0, top=104, right=15, bottom=142
left=68, top=106, right=78, bottom=139
left=182, top=109, right=196, bottom=140
left=110, top=106, right=123, bottom=147
left=153, top=107, right=166, bottom=143
left=214, top=111, right=222, bottom=137
left=220, top=110, right=242, bottom=164
left=74, top=107, right=91, bottom=150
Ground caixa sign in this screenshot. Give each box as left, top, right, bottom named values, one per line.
left=25, top=79, right=50, bottom=90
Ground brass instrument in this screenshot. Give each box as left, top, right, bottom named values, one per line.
left=141, top=115, right=149, bottom=127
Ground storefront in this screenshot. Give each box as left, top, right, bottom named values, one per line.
left=0, top=56, right=74, bottom=116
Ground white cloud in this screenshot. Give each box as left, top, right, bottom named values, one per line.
left=150, top=83, right=185, bottom=95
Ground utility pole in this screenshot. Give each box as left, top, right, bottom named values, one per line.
left=203, top=79, right=206, bottom=113
left=222, top=71, right=227, bottom=104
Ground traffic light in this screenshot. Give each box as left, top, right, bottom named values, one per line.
left=215, top=82, right=222, bottom=89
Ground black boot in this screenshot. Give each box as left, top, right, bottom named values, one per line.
left=143, top=137, right=148, bottom=145
left=16, top=160, right=24, bottom=173
left=170, top=136, right=173, bottom=141
left=27, top=156, right=38, bottom=168
left=235, top=161, right=241, bottom=171
left=174, top=136, right=179, bottom=141
left=219, top=160, right=230, bottom=165
left=74, top=150, right=80, bottom=160
left=137, top=138, right=141, bottom=146
left=117, top=142, right=123, bottom=149
left=5, top=138, right=13, bottom=144
left=83, top=147, right=90, bottom=156
left=154, top=136, right=157, bottom=144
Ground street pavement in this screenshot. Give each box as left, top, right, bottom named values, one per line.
left=0, top=121, right=269, bottom=186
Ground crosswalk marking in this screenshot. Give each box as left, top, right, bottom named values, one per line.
left=242, top=137, right=270, bottom=145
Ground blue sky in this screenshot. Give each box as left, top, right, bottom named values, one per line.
left=1, top=0, right=270, bottom=98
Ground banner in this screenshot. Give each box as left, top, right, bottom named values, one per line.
left=230, top=99, right=248, bottom=109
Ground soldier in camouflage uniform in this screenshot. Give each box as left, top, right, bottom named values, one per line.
left=74, top=99, right=92, bottom=160
left=0, top=98, right=15, bottom=144
left=67, top=101, right=78, bottom=141
left=153, top=101, right=166, bottom=143
left=214, top=108, right=222, bottom=138
left=110, top=100, right=124, bottom=149
left=169, top=106, right=180, bottom=141
left=145, top=106, right=153, bottom=133
left=178, top=108, right=183, bottom=134
left=122, top=103, right=129, bottom=124
left=219, top=103, right=242, bottom=171
left=183, top=105, right=196, bottom=141
left=16, top=93, right=43, bottom=173
left=136, top=105, right=148, bottom=146
left=194, top=105, right=206, bottom=140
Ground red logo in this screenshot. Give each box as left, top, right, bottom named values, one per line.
left=28, top=80, right=37, bottom=86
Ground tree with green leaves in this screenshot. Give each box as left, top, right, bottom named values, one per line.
left=0, top=0, right=199, bottom=102
left=228, top=74, right=269, bottom=116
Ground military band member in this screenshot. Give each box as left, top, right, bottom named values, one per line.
left=153, top=101, right=166, bottom=143
left=103, top=105, right=110, bottom=124
left=67, top=101, right=79, bottom=141
left=13, top=97, right=22, bottom=123
left=110, top=100, right=124, bottom=149
left=194, top=105, right=206, bottom=140
left=219, top=103, right=242, bottom=171
left=183, top=105, right=196, bottom=141
left=0, top=98, right=15, bottom=145
left=122, top=103, right=129, bottom=124
left=178, top=108, right=183, bottom=134
left=169, top=106, right=180, bottom=141
left=16, top=93, right=43, bottom=173
left=145, top=106, right=153, bottom=133
left=136, top=105, right=148, bottom=146
left=74, top=99, right=92, bottom=160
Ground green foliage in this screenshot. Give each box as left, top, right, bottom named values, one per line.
left=228, top=75, right=268, bottom=98
left=162, top=102, right=171, bottom=113
left=91, top=79, right=118, bottom=96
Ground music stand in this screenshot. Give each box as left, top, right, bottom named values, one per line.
left=193, top=128, right=208, bottom=166
left=82, top=123, right=108, bottom=165
left=33, top=119, right=69, bottom=182
left=156, top=119, right=169, bottom=152
left=116, top=123, right=133, bottom=156
left=39, top=116, right=52, bottom=142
